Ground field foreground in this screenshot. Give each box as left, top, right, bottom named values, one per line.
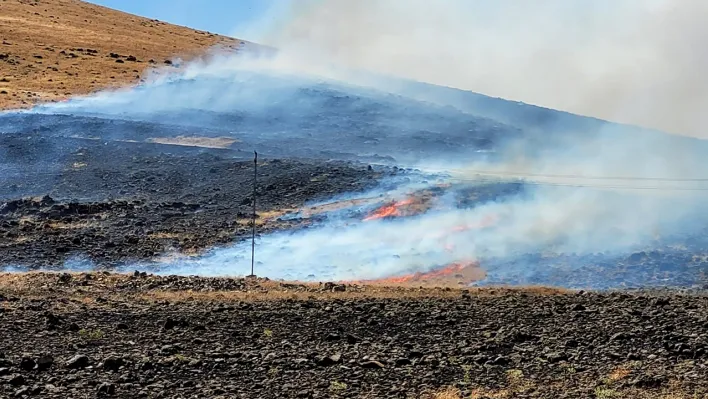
left=1, top=272, right=707, bottom=398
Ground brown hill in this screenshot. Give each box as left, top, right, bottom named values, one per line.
left=0, top=0, right=246, bottom=110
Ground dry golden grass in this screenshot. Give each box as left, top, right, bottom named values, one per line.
left=147, top=136, right=240, bottom=149
left=0, top=0, right=245, bottom=110
left=149, top=231, right=188, bottom=240
left=8, top=235, right=31, bottom=244
left=0, top=271, right=575, bottom=303
left=45, top=219, right=99, bottom=229
left=237, top=209, right=290, bottom=226
left=426, top=387, right=462, bottom=399
left=606, top=365, right=633, bottom=383
left=432, top=384, right=703, bottom=399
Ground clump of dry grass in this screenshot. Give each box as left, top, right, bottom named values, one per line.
left=425, top=387, right=462, bottom=399
left=428, top=384, right=701, bottom=399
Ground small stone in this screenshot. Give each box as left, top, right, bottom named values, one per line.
left=66, top=354, right=89, bottom=369
left=408, top=350, right=424, bottom=359
left=160, top=345, right=178, bottom=355
left=97, top=382, right=116, bottom=395
left=36, top=355, right=54, bottom=371
left=360, top=360, right=385, bottom=369
left=546, top=352, right=568, bottom=363
left=325, top=333, right=341, bottom=341
left=346, top=334, right=361, bottom=344
left=9, top=374, right=25, bottom=386
left=163, top=318, right=178, bottom=330
left=395, top=358, right=411, bottom=367
left=490, top=356, right=511, bottom=366
left=103, top=356, right=125, bottom=372
left=317, top=353, right=342, bottom=366
left=19, top=357, right=35, bottom=371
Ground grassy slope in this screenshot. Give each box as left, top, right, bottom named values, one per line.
left=0, top=0, right=245, bottom=110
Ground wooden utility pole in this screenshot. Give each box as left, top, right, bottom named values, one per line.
left=250, top=151, right=257, bottom=277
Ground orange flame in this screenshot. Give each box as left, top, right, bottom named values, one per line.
left=349, top=260, right=484, bottom=287
left=362, top=198, right=415, bottom=221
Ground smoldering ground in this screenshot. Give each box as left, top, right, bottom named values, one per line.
left=4, top=9, right=708, bottom=287
left=258, top=0, right=708, bottom=139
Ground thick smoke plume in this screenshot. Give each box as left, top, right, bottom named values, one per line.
left=259, top=0, right=708, bottom=138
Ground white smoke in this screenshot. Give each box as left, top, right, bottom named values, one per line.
left=12, top=3, right=708, bottom=285
left=257, top=0, right=708, bottom=138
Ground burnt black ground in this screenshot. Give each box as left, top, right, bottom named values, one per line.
left=1, top=273, right=707, bottom=398
left=0, top=132, right=395, bottom=269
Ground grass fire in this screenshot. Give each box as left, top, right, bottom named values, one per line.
left=2, top=0, right=708, bottom=397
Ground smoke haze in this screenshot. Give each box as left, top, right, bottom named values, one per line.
left=259, top=0, right=708, bottom=138
left=7, top=2, right=708, bottom=287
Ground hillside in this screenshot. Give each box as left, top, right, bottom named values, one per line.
left=0, top=0, right=244, bottom=110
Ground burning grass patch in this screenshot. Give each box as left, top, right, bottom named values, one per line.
left=348, top=261, right=486, bottom=288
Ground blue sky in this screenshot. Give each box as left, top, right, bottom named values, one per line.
left=87, top=0, right=281, bottom=39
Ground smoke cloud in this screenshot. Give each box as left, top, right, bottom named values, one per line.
left=258, top=0, right=708, bottom=138
left=8, top=4, right=708, bottom=287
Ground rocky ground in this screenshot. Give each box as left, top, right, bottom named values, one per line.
left=0, top=133, right=394, bottom=269
left=0, top=272, right=707, bottom=398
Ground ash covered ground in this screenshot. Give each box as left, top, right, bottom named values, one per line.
left=3, top=58, right=708, bottom=289
left=3, top=52, right=708, bottom=398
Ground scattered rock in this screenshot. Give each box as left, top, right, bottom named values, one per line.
left=8, top=374, right=25, bottom=387
left=65, top=354, right=89, bottom=369
left=317, top=353, right=342, bottom=367
left=97, top=382, right=116, bottom=395
left=359, top=360, right=385, bottom=369
left=19, top=357, right=35, bottom=371
left=36, top=355, right=53, bottom=371
left=102, top=356, right=125, bottom=372
left=395, top=358, right=411, bottom=367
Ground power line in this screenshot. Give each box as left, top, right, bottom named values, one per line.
left=6, top=166, right=708, bottom=191
left=437, top=168, right=708, bottom=182
left=446, top=175, right=708, bottom=192
left=8, top=166, right=708, bottom=183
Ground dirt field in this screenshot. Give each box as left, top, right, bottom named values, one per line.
left=0, top=0, right=246, bottom=110
left=1, top=273, right=707, bottom=398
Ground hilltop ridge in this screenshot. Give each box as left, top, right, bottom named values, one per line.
left=0, top=0, right=246, bottom=109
